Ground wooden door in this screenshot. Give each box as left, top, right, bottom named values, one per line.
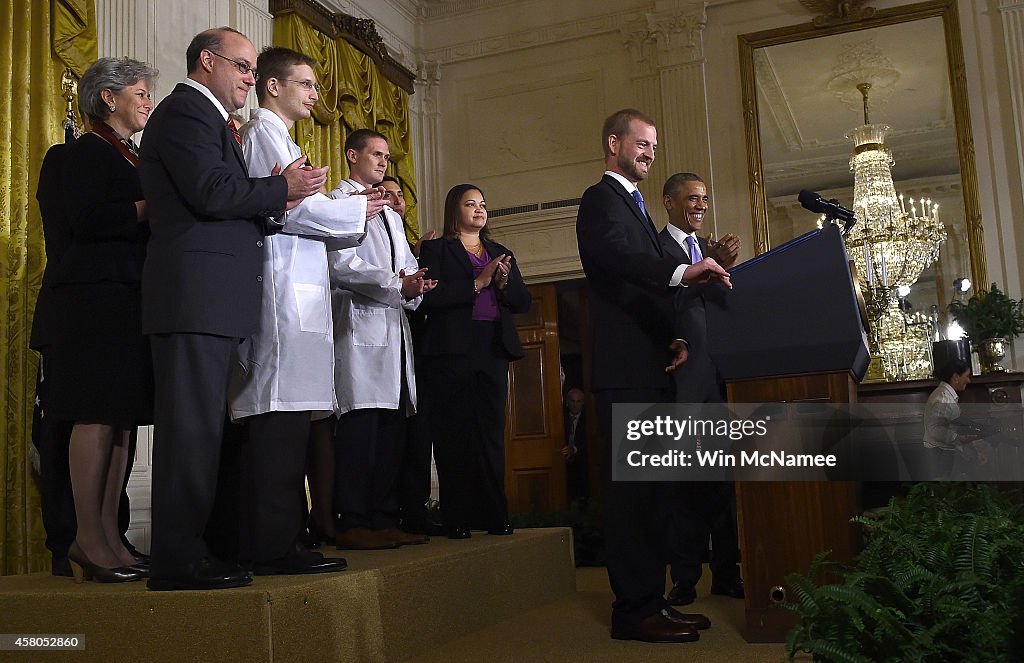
left=505, top=283, right=567, bottom=514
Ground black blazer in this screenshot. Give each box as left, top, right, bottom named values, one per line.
left=417, top=237, right=531, bottom=360
left=31, top=143, right=72, bottom=350
left=52, top=133, right=149, bottom=287
left=138, top=83, right=287, bottom=338
left=576, top=174, right=680, bottom=391
left=658, top=228, right=726, bottom=403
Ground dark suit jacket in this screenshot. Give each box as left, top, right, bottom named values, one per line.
left=576, top=174, right=679, bottom=391
left=417, top=237, right=531, bottom=360
left=53, top=133, right=148, bottom=286
left=138, top=83, right=287, bottom=338
left=658, top=228, right=726, bottom=403
left=31, top=143, right=72, bottom=350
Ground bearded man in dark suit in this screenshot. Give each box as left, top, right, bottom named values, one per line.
left=575, top=109, right=731, bottom=643
left=139, top=27, right=328, bottom=590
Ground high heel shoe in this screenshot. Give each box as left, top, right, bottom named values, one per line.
left=67, top=542, right=143, bottom=584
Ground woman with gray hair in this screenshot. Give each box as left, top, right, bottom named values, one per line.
left=46, top=56, right=157, bottom=583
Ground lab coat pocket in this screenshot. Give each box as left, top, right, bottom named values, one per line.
left=293, top=283, right=329, bottom=334
left=352, top=307, right=389, bottom=347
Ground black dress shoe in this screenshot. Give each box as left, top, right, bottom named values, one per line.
left=446, top=527, right=472, bottom=539
left=611, top=609, right=700, bottom=643
left=147, top=557, right=252, bottom=591
left=487, top=523, right=514, bottom=535
left=711, top=577, right=745, bottom=599
left=663, top=606, right=711, bottom=630
left=402, top=518, right=444, bottom=537
left=253, top=549, right=347, bottom=576
left=667, top=582, right=697, bottom=606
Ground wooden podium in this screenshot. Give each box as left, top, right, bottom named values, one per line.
left=706, top=225, right=869, bottom=642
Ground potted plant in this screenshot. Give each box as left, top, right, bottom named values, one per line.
left=947, top=283, right=1024, bottom=372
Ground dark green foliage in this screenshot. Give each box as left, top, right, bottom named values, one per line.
left=784, top=483, right=1024, bottom=662
left=947, top=283, right=1024, bottom=340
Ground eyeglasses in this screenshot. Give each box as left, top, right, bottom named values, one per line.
left=280, top=79, right=321, bottom=92
left=208, top=51, right=257, bottom=78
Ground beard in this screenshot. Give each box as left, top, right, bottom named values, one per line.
left=617, top=151, right=649, bottom=182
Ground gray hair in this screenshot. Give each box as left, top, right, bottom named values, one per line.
left=78, top=57, right=158, bottom=122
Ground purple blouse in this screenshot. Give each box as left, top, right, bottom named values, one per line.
left=469, top=248, right=500, bottom=321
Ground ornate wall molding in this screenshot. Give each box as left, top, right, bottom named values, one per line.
left=269, top=0, right=416, bottom=91
left=488, top=210, right=585, bottom=283
left=999, top=0, right=1024, bottom=213
left=424, top=10, right=647, bottom=64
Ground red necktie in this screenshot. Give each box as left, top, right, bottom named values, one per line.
left=228, top=119, right=241, bottom=146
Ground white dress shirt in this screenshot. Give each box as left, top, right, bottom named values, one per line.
left=665, top=223, right=702, bottom=263
left=923, top=381, right=961, bottom=450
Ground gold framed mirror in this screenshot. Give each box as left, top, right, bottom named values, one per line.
left=739, top=0, right=986, bottom=318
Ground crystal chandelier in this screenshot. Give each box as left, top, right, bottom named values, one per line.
left=843, top=83, right=947, bottom=381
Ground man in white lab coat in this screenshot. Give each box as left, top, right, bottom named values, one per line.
left=330, top=129, right=436, bottom=550
left=229, top=47, right=384, bottom=574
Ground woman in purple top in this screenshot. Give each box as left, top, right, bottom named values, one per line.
left=417, top=184, right=532, bottom=538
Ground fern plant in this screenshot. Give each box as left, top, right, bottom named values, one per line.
left=784, top=483, right=1024, bottom=662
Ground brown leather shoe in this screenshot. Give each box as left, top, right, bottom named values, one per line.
left=663, top=606, right=711, bottom=630
left=610, top=609, right=701, bottom=643
left=335, top=527, right=399, bottom=550
left=382, top=527, right=429, bottom=546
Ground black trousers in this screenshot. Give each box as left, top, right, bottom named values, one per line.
left=596, top=387, right=675, bottom=621
left=425, top=321, right=510, bottom=530
left=334, top=407, right=406, bottom=531
left=149, top=332, right=237, bottom=572
left=399, top=411, right=433, bottom=523
left=240, top=410, right=311, bottom=562
left=669, top=481, right=740, bottom=587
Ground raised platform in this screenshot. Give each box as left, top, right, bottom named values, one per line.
left=0, top=528, right=575, bottom=662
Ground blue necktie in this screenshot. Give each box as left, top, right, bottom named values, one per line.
left=630, top=188, right=647, bottom=217
left=686, top=234, right=702, bottom=263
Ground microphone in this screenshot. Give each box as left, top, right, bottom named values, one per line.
left=798, top=190, right=857, bottom=234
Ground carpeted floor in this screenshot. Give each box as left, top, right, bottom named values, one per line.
left=407, top=566, right=805, bottom=663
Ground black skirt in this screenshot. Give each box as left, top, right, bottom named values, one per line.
left=44, top=281, right=153, bottom=424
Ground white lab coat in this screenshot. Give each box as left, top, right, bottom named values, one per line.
left=328, top=178, right=420, bottom=415
left=229, top=108, right=367, bottom=419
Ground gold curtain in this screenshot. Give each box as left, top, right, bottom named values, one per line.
left=0, top=0, right=95, bottom=575
left=274, top=14, right=420, bottom=242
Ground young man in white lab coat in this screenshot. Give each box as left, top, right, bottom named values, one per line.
left=229, top=47, right=384, bottom=574
left=330, top=129, right=436, bottom=550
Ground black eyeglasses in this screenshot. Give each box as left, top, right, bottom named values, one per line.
left=208, top=51, right=257, bottom=78
left=280, top=78, right=321, bottom=92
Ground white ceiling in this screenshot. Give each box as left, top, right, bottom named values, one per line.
left=756, top=16, right=959, bottom=197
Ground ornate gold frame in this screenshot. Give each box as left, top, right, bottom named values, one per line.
left=738, top=0, right=986, bottom=288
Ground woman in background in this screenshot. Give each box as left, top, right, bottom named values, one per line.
left=47, top=57, right=157, bottom=582
left=417, top=184, right=531, bottom=538
left=922, top=359, right=977, bottom=479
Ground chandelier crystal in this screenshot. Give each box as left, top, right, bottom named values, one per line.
left=842, top=83, right=947, bottom=381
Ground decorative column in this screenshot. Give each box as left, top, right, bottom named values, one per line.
left=649, top=1, right=711, bottom=190
left=620, top=1, right=712, bottom=227
left=621, top=22, right=666, bottom=219
left=1000, top=0, right=1024, bottom=203
left=232, top=0, right=274, bottom=121
left=412, top=59, right=442, bottom=235
left=95, top=0, right=156, bottom=65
